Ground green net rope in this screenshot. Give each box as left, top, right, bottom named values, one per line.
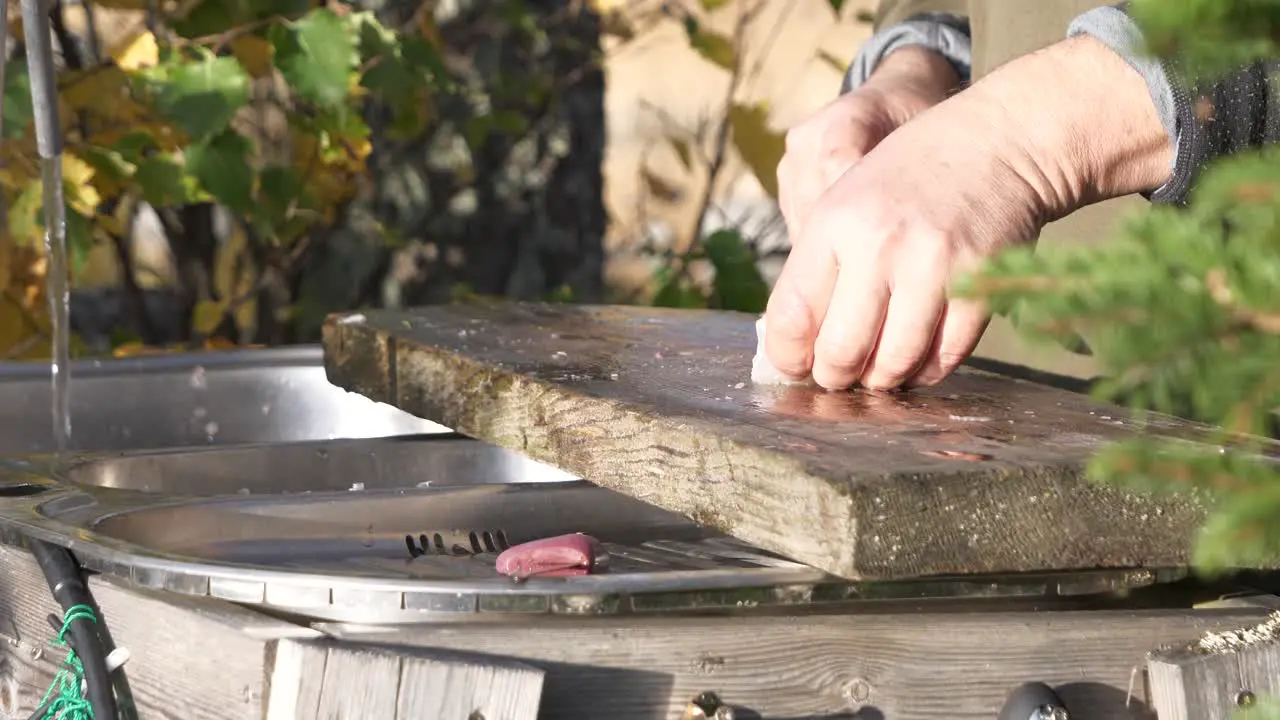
left=33, top=603, right=97, bottom=720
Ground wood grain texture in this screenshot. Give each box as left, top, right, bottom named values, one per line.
left=1147, top=614, right=1280, bottom=720
left=321, top=607, right=1270, bottom=720
left=271, top=639, right=544, bottom=720
left=0, top=545, right=543, bottom=720
left=0, top=545, right=305, bottom=719
left=321, top=303, right=1230, bottom=579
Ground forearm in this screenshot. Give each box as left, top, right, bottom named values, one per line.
left=959, top=34, right=1172, bottom=220
left=1069, top=3, right=1280, bottom=206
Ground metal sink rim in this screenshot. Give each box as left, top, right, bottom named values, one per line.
left=0, top=474, right=1187, bottom=623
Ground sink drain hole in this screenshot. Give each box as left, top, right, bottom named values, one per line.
left=405, top=529, right=511, bottom=559
left=0, top=483, right=47, bottom=498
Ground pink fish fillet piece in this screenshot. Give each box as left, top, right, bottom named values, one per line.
left=495, top=533, right=607, bottom=578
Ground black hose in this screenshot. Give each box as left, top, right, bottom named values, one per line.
left=29, top=540, right=118, bottom=720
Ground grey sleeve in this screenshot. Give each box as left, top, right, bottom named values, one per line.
left=841, top=12, right=972, bottom=94
left=1066, top=4, right=1179, bottom=195
left=1068, top=4, right=1280, bottom=205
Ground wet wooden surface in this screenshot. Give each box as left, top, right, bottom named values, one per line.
left=322, top=302, right=1223, bottom=580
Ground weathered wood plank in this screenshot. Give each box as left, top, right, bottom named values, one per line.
left=1148, top=613, right=1280, bottom=720
left=320, top=606, right=1269, bottom=720
left=320, top=302, right=1227, bottom=579
left=0, top=544, right=544, bottom=719
left=269, top=639, right=545, bottom=720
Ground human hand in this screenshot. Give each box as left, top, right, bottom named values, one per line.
left=778, top=46, right=960, bottom=242
left=764, top=36, right=1173, bottom=392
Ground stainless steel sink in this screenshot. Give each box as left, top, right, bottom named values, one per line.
left=0, top=346, right=447, bottom=455
left=60, top=435, right=575, bottom=495
left=0, top=442, right=1180, bottom=623
left=0, top=349, right=1184, bottom=624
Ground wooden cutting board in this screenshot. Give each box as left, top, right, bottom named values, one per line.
left=322, top=301, right=1216, bottom=580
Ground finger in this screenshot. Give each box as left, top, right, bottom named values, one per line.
left=763, top=233, right=839, bottom=379
left=777, top=155, right=797, bottom=234
left=907, top=298, right=990, bottom=387
left=811, top=258, right=890, bottom=391
left=860, top=276, right=947, bottom=390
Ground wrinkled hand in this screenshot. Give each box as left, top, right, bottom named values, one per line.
left=765, top=36, right=1173, bottom=392
left=778, top=46, right=960, bottom=242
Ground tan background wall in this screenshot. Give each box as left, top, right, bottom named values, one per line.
left=599, top=0, right=875, bottom=296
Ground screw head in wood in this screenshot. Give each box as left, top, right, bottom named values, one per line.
left=1237, top=690, right=1257, bottom=708
left=682, top=691, right=724, bottom=720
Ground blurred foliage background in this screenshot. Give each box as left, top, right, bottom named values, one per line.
left=0, top=0, right=869, bottom=358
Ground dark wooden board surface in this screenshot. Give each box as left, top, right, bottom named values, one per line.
left=322, top=302, right=1223, bottom=580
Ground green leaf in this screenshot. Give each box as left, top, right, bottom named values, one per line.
left=704, top=229, right=769, bottom=313
left=272, top=8, right=358, bottom=108
left=257, top=165, right=305, bottom=224
left=8, top=182, right=41, bottom=244
left=186, top=130, right=255, bottom=213
left=65, top=211, right=94, bottom=278
left=141, top=52, right=251, bottom=139
left=133, top=155, right=200, bottom=207
left=683, top=18, right=736, bottom=72
left=77, top=146, right=137, bottom=185
left=2, top=60, right=32, bottom=140
left=827, top=0, right=845, bottom=15
left=105, top=130, right=162, bottom=163
left=700, top=0, right=733, bottom=10
left=170, top=0, right=312, bottom=38
left=653, top=279, right=706, bottom=309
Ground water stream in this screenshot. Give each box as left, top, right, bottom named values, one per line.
left=41, top=158, right=71, bottom=454
left=19, top=0, right=73, bottom=455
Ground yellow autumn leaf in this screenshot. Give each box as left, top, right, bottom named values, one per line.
left=111, top=30, right=158, bottom=71
left=192, top=299, right=228, bottom=335
left=203, top=337, right=240, bottom=351
left=230, top=35, right=274, bottom=79
left=816, top=49, right=848, bottom=74
left=416, top=11, right=442, bottom=45
left=686, top=26, right=736, bottom=72
left=668, top=137, right=694, bottom=171
left=641, top=167, right=683, bottom=203
left=62, top=154, right=100, bottom=216
left=0, top=293, right=43, bottom=360
left=589, top=0, right=625, bottom=13
left=112, top=341, right=158, bottom=358
left=213, top=223, right=257, bottom=338
left=728, top=102, right=785, bottom=200
left=61, top=66, right=150, bottom=127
